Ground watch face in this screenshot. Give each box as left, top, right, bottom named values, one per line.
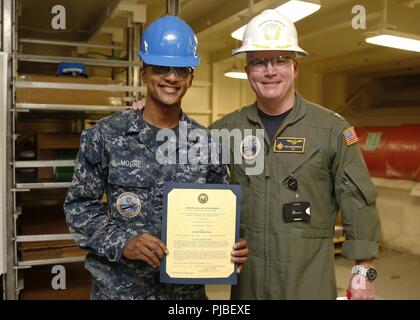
left=366, top=268, right=377, bottom=281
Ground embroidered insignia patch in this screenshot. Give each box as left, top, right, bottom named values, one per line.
left=274, top=137, right=305, bottom=153
left=116, top=192, right=141, bottom=218
left=240, top=135, right=262, bottom=160
left=343, top=127, right=358, bottom=146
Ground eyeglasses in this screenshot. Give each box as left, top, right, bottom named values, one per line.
left=146, top=65, right=193, bottom=79
left=246, top=56, right=296, bottom=71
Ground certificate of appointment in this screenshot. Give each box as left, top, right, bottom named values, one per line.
left=160, top=183, right=241, bottom=285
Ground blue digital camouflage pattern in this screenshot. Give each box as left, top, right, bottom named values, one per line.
left=64, top=109, right=227, bottom=300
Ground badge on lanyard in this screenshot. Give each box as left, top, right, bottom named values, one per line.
left=274, top=137, right=305, bottom=153
left=240, top=135, right=261, bottom=160
left=116, top=192, right=142, bottom=218
left=283, top=202, right=311, bottom=223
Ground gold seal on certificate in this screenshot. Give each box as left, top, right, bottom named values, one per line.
left=160, top=183, right=241, bottom=284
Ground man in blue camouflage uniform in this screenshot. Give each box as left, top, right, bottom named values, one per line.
left=64, top=16, right=249, bottom=300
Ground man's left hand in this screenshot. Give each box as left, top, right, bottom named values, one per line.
left=231, top=238, right=249, bottom=274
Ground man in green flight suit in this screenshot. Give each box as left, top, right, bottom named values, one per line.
left=210, top=9, right=382, bottom=300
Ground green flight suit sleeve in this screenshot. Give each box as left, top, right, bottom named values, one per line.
left=331, top=122, right=382, bottom=260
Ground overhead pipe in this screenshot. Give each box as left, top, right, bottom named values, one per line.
left=167, top=0, right=180, bottom=16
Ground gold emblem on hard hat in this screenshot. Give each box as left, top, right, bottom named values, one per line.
left=262, top=22, right=281, bottom=41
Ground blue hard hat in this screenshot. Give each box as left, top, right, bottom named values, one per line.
left=139, top=15, right=200, bottom=68
left=57, top=62, right=88, bottom=77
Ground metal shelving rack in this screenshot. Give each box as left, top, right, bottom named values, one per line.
left=2, top=0, right=17, bottom=301
left=2, top=0, right=143, bottom=299
left=0, top=0, right=6, bottom=299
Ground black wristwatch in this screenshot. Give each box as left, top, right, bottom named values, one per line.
left=351, top=265, right=378, bottom=281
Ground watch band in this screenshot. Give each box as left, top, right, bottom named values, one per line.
left=352, top=265, right=368, bottom=276
left=351, top=265, right=377, bottom=281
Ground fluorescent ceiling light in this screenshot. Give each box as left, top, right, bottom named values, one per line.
left=275, top=0, right=321, bottom=23
left=231, top=0, right=321, bottom=40
left=224, top=56, right=247, bottom=79
left=365, top=29, right=420, bottom=53
left=224, top=70, right=248, bottom=80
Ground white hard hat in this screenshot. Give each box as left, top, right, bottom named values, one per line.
left=233, top=9, right=308, bottom=56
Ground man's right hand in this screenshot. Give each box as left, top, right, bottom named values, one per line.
left=123, top=233, right=168, bottom=268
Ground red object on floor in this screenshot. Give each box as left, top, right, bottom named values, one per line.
left=355, top=125, right=420, bottom=181
left=346, top=289, right=352, bottom=300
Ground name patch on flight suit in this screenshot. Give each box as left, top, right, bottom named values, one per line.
left=273, top=137, right=305, bottom=153
left=116, top=192, right=142, bottom=218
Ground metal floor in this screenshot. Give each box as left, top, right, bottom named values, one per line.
left=205, top=247, right=420, bottom=300
left=335, top=247, right=420, bottom=300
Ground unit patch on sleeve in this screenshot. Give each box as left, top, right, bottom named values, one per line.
left=343, top=127, right=358, bottom=146
left=116, top=192, right=142, bottom=218
left=274, top=137, right=305, bottom=153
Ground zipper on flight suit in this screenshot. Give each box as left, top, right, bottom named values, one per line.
left=263, top=120, right=291, bottom=298
left=342, top=176, right=351, bottom=188
left=342, top=175, right=367, bottom=207
left=263, top=119, right=299, bottom=298
left=263, top=150, right=271, bottom=298
left=282, top=148, right=321, bottom=186
left=255, top=121, right=272, bottom=299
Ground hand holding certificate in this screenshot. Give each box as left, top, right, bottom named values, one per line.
left=160, top=183, right=241, bottom=284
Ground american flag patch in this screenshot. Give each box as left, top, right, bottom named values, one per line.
left=343, top=127, right=358, bottom=145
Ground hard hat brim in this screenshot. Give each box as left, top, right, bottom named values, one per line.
left=140, top=53, right=200, bottom=68
left=232, top=46, right=308, bottom=57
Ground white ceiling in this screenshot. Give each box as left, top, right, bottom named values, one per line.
left=18, top=0, right=420, bottom=76
left=140, top=0, right=420, bottom=75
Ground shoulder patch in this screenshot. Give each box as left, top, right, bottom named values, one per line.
left=343, top=127, right=358, bottom=146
